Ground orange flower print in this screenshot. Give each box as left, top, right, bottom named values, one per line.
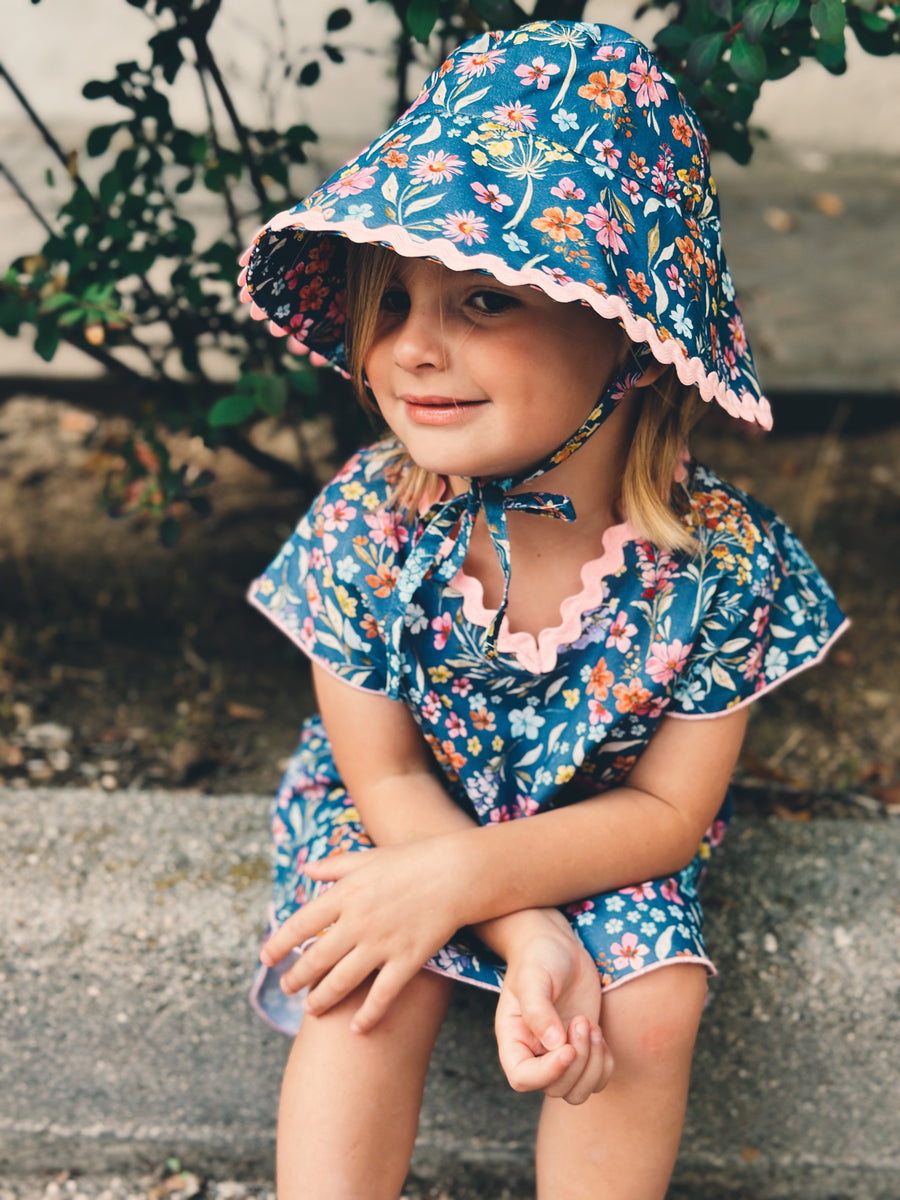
left=531, top=205, right=584, bottom=243
left=360, top=612, right=379, bottom=640
left=626, top=269, right=652, bottom=303
left=578, top=69, right=627, bottom=110
left=613, top=677, right=653, bottom=714
left=471, top=707, right=497, bottom=732
left=365, top=563, right=400, bottom=597
left=676, top=235, right=704, bottom=278
left=669, top=114, right=692, bottom=146
left=440, top=739, right=467, bottom=772
left=628, top=152, right=649, bottom=178
left=382, top=149, right=408, bottom=169
left=586, top=657, right=614, bottom=701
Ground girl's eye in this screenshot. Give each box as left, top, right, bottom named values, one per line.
left=468, top=290, right=518, bottom=316
left=380, top=286, right=409, bottom=315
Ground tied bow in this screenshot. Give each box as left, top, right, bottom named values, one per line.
left=382, top=348, right=654, bottom=696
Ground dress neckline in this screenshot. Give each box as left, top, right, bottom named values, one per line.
left=449, top=519, right=639, bottom=674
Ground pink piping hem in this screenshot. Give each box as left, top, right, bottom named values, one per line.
left=449, top=520, right=638, bottom=675
left=246, top=584, right=387, bottom=697
left=251, top=210, right=773, bottom=430
left=667, top=616, right=851, bottom=721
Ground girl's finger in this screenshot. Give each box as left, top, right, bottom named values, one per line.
left=503, top=1043, right=577, bottom=1094
left=512, top=972, right=567, bottom=1053
left=303, top=946, right=378, bottom=1018
left=541, top=1016, right=593, bottom=1100
left=278, top=924, right=350, bottom=995
left=260, top=894, right=339, bottom=965
left=304, top=850, right=371, bottom=881
left=556, top=1024, right=612, bottom=1106
left=348, top=960, right=420, bottom=1034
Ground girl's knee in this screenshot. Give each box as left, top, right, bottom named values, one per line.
left=601, top=965, right=707, bottom=1073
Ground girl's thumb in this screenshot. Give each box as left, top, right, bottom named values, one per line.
left=518, top=977, right=566, bottom=1051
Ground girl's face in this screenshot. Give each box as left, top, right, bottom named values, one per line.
left=363, top=258, right=626, bottom=482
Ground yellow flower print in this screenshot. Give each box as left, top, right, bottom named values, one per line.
left=492, top=735, right=504, bottom=753
left=487, top=139, right=515, bottom=159
left=322, top=566, right=334, bottom=588
left=363, top=491, right=381, bottom=510
left=428, top=665, right=452, bottom=683
left=472, top=148, right=488, bottom=166
left=555, top=764, right=575, bottom=786
left=563, top=688, right=580, bottom=709
left=334, top=586, right=358, bottom=618
left=341, top=481, right=365, bottom=500
left=467, top=736, right=482, bottom=756
left=258, top=577, right=275, bottom=596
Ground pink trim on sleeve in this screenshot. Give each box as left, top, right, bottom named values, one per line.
left=667, top=617, right=851, bottom=721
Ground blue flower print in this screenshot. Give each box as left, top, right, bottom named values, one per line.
left=502, top=230, right=529, bottom=254
left=764, top=646, right=790, bottom=679
left=274, top=303, right=291, bottom=320
left=346, top=202, right=374, bottom=220
left=671, top=304, right=694, bottom=337
left=552, top=108, right=579, bottom=132
left=336, top=556, right=360, bottom=582
left=510, top=705, right=545, bottom=739
left=404, top=603, right=428, bottom=634
left=605, top=919, right=624, bottom=934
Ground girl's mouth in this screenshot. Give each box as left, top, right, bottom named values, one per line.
left=401, top=396, right=488, bottom=425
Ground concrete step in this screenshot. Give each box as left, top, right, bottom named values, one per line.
left=1, top=787, right=898, bottom=1199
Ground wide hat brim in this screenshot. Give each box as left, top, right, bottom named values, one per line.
left=240, top=21, right=772, bottom=429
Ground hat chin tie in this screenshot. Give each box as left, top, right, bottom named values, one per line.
left=382, top=345, right=654, bottom=695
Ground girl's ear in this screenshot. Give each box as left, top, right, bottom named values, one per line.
left=631, top=356, right=667, bottom=390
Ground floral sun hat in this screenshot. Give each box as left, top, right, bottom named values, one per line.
left=240, top=19, right=771, bottom=430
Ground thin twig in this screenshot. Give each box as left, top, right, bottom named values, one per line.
left=797, top=401, right=851, bottom=539
left=195, top=57, right=243, bottom=250
left=0, top=61, right=92, bottom=194
left=0, top=159, right=57, bottom=239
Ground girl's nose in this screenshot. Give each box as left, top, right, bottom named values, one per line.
left=391, top=301, right=449, bottom=372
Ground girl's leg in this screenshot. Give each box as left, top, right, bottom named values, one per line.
left=535, top=964, right=708, bottom=1200
left=277, top=967, right=453, bottom=1200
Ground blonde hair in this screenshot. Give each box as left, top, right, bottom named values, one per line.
left=343, top=240, right=704, bottom=553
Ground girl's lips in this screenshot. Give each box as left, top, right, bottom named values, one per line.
left=400, top=395, right=488, bottom=426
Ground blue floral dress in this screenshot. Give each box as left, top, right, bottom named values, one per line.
left=248, top=438, right=846, bottom=1035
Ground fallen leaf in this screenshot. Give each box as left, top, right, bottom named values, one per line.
left=226, top=701, right=266, bottom=721
left=771, top=804, right=811, bottom=822
left=811, top=191, right=845, bottom=217
left=740, top=1146, right=761, bottom=1163
left=763, top=206, right=796, bottom=234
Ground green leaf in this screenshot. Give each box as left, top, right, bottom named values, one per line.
left=687, top=32, right=725, bottom=81
left=82, top=80, right=111, bottom=100
left=326, top=7, right=353, bottom=31
left=742, top=0, right=776, bottom=42
left=159, top=516, right=181, bottom=547
left=45, top=167, right=56, bottom=187
left=299, top=61, right=321, bottom=87
left=407, top=0, right=439, bottom=44
left=40, top=291, right=80, bottom=313
left=324, top=44, right=345, bottom=64
left=56, top=309, right=87, bottom=327
left=710, top=0, right=734, bottom=21
left=207, top=392, right=257, bottom=427
left=772, top=0, right=801, bottom=27
left=471, top=0, right=519, bottom=24
left=814, top=35, right=848, bottom=68
left=653, top=24, right=694, bottom=55
left=811, top=0, right=847, bottom=43
left=255, top=374, right=289, bottom=417
left=729, top=32, right=768, bottom=82
left=34, top=321, right=61, bottom=361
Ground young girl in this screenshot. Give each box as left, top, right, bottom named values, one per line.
left=239, top=20, right=847, bottom=1199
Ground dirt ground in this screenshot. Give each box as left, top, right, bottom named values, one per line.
left=1, top=389, right=898, bottom=817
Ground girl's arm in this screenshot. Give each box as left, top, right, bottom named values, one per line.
left=265, top=666, right=746, bottom=1025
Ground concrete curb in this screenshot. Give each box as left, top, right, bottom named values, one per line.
left=2, top=788, right=899, bottom=1198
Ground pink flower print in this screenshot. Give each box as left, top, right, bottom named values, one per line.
left=541, top=265, right=574, bottom=285
left=492, top=100, right=538, bottom=130
left=456, top=48, right=506, bottom=78
left=611, top=931, right=650, bottom=971
left=431, top=611, right=453, bottom=650
left=364, top=509, right=408, bottom=552
left=588, top=697, right=613, bottom=726
left=327, top=165, right=377, bottom=198
left=645, top=638, right=692, bottom=685
left=422, top=690, right=442, bottom=724
left=742, top=642, right=764, bottom=682
left=660, top=878, right=684, bottom=906
left=451, top=676, right=473, bottom=697
left=440, top=210, right=489, bottom=246
left=512, top=793, right=540, bottom=818
left=304, top=577, right=323, bottom=617
left=750, top=604, right=770, bottom=634
left=321, top=500, right=356, bottom=532
left=585, top=204, right=627, bottom=254
left=723, top=347, right=739, bottom=380
left=622, top=881, right=657, bottom=903
left=411, top=150, right=465, bottom=187
left=620, top=178, right=641, bottom=205
left=606, top=610, right=637, bottom=652
left=728, top=314, right=749, bottom=356
left=593, top=138, right=622, bottom=169
left=445, top=712, right=467, bottom=740
left=665, top=264, right=685, bottom=296
left=594, top=44, right=626, bottom=62
left=551, top=177, right=586, bottom=202
left=471, top=181, right=513, bottom=211
left=628, top=55, right=668, bottom=108
left=514, top=56, right=560, bottom=90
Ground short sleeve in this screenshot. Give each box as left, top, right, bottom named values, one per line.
left=669, top=477, right=848, bottom=718
left=246, top=447, right=409, bottom=695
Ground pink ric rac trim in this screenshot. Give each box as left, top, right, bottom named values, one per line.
left=246, top=582, right=387, bottom=696
left=251, top=210, right=774, bottom=430
left=450, top=520, right=639, bottom=676
left=668, top=616, right=851, bottom=721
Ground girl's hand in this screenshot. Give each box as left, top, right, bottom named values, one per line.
left=259, top=840, right=465, bottom=1033
left=494, top=910, right=612, bottom=1104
